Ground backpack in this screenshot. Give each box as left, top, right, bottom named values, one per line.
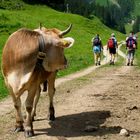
left=108, top=38, right=115, bottom=48
left=93, top=37, right=100, bottom=46
left=127, top=37, right=135, bottom=48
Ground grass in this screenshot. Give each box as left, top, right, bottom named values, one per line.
left=0, top=3, right=127, bottom=100
left=125, top=23, right=133, bottom=34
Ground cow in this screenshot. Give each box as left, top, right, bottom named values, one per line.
left=1, top=24, right=74, bottom=137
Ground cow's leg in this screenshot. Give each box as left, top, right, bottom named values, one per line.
left=14, top=98, right=24, bottom=132
left=24, top=88, right=37, bottom=137
left=31, top=86, right=41, bottom=121
left=47, top=72, right=56, bottom=121
left=10, top=89, right=24, bottom=132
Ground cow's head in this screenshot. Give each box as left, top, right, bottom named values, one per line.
left=35, top=24, right=74, bottom=72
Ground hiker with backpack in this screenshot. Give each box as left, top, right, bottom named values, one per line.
left=126, top=31, right=137, bottom=66
left=91, top=34, right=103, bottom=66
left=107, top=33, right=118, bottom=65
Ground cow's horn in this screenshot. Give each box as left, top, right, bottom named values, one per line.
left=39, top=23, right=42, bottom=29
left=59, top=24, right=72, bottom=36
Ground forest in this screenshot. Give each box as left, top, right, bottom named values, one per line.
left=0, top=0, right=139, bottom=33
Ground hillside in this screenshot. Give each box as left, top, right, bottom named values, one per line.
left=0, top=3, right=125, bottom=99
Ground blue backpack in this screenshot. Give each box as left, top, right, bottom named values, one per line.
left=127, top=37, right=135, bottom=48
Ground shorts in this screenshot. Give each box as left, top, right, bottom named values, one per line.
left=109, top=48, right=116, bottom=54
left=93, top=46, right=101, bottom=53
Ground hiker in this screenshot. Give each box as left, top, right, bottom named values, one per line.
left=107, top=33, right=118, bottom=65
left=91, top=34, right=103, bottom=66
left=126, top=31, right=137, bottom=66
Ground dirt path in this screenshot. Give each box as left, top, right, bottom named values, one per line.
left=1, top=44, right=140, bottom=140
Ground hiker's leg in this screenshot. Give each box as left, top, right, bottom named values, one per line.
left=109, top=49, right=112, bottom=64
left=97, top=53, right=100, bottom=65
left=127, top=51, right=130, bottom=65
left=98, top=53, right=101, bottom=65
left=130, top=50, right=135, bottom=66
left=112, top=48, right=116, bottom=64
left=112, top=53, right=116, bottom=64
left=127, top=59, right=130, bottom=65
left=110, top=53, right=113, bottom=64
left=94, top=53, right=98, bottom=65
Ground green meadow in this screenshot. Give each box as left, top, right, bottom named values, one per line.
left=0, top=3, right=138, bottom=100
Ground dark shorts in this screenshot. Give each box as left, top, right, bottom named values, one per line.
left=109, top=48, right=116, bottom=54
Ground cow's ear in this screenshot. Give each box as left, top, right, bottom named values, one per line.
left=59, top=37, right=75, bottom=48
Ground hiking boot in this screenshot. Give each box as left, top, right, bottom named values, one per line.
left=110, top=60, right=112, bottom=65
left=95, top=62, right=98, bottom=66
left=131, top=62, right=133, bottom=66
left=127, top=62, right=130, bottom=66
left=112, top=61, right=114, bottom=65
left=98, top=61, right=101, bottom=65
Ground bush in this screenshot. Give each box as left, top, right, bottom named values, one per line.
left=0, top=0, right=24, bottom=10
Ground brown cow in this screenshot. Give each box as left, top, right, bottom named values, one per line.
left=1, top=24, right=74, bottom=137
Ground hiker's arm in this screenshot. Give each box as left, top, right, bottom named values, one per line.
left=100, top=41, right=103, bottom=50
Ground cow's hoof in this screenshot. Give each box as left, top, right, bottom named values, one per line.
left=49, top=115, right=55, bottom=121
left=49, top=107, right=55, bottom=121
left=24, top=130, right=34, bottom=137
left=14, top=126, right=24, bottom=132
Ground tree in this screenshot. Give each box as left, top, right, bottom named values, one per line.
left=133, top=15, right=140, bottom=33
left=23, top=0, right=65, bottom=11
left=64, top=0, right=93, bottom=17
